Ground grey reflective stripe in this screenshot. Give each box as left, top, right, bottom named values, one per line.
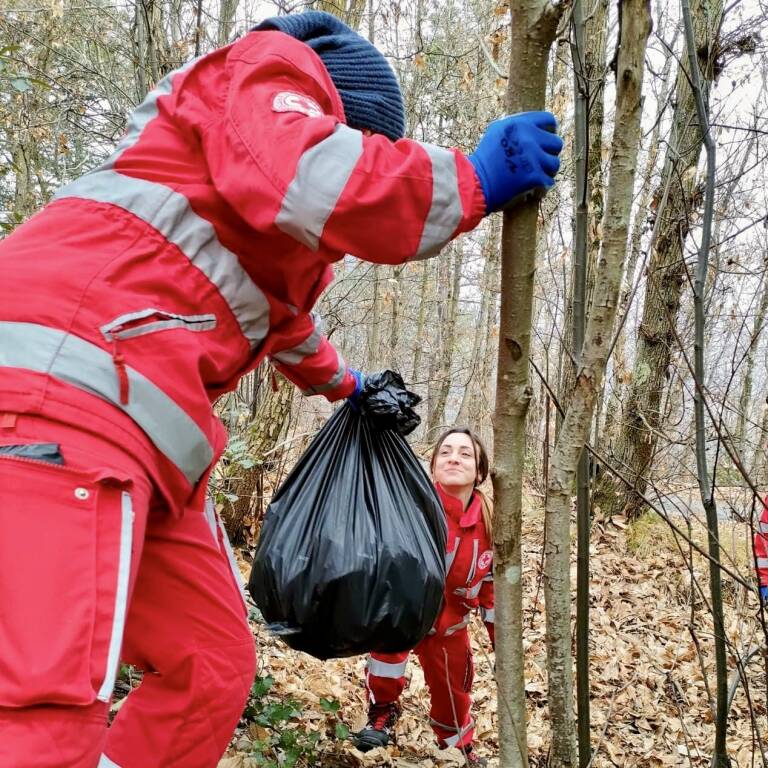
left=367, top=657, right=408, bottom=679
left=760, top=522, right=768, bottom=534
left=441, top=720, right=474, bottom=747
left=203, top=497, right=218, bottom=540
left=216, top=507, right=249, bottom=611
left=101, top=309, right=217, bottom=341
left=445, top=537, right=460, bottom=573
left=271, top=312, right=325, bottom=366
left=55, top=170, right=270, bottom=349
left=482, top=572, right=494, bottom=583
left=413, top=143, right=463, bottom=260
left=276, top=124, right=364, bottom=250
left=466, top=538, right=479, bottom=584
left=758, top=558, right=768, bottom=569
left=480, top=607, right=495, bottom=623
left=97, top=491, right=134, bottom=702
left=0, top=322, right=213, bottom=484
left=301, top=349, right=346, bottom=395
left=443, top=613, right=471, bottom=636
left=98, top=756, right=123, bottom=768
left=429, top=717, right=473, bottom=743
left=104, top=58, right=198, bottom=168
left=453, top=580, right=484, bottom=599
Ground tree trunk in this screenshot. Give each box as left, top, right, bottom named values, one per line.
left=545, top=2, right=650, bottom=765
left=593, top=0, right=723, bottom=519
left=216, top=0, right=239, bottom=46
left=221, top=370, right=295, bottom=544
left=601, top=38, right=675, bottom=446
left=492, top=2, right=564, bottom=765
left=427, top=245, right=463, bottom=437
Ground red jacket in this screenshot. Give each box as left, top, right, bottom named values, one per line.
left=433, top=485, right=494, bottom=643
left=755, top=496, right=768, bottom=587
left=0, top=30, right=484, bottom=508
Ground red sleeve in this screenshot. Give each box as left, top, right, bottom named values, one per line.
left=269, top=311, right=354, bottom=401
left=197, top=32, right=485, bottom=265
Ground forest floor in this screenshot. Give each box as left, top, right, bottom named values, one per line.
left=212, top=491, right=767, bottom=768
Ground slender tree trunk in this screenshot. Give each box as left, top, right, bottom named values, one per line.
left=216, top=0, right=239, bottom=46
left=427, top=245, right=463, bottom=436
left=412, top=260, right=430, bottom=383
left=601, top=40, right=675, bottom=443
left=570, top=0, right=591, bottom=761
left=492, top=2, right=564, bottom=765
left=734, top=273, right=768, bottom=458
left=680, top=0, right=730, bottom=761
left=593, top=0, right=723, bottom=519
left=545, top=3, right=651, bottom=765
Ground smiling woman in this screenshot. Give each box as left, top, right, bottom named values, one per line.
left=354, top=427, right=495, bottom=767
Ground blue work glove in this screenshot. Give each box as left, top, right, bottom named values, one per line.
left=347, top=369, right=366, bottom=410
left=468, top=111, right=563, bottom=214
left=760, top=585, right=768, bottom=604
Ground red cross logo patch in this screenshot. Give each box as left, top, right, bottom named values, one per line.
left=272, top=91, right=324, bottom=118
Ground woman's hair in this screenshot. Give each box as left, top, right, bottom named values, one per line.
left=430, top=427, right=493, bottom=540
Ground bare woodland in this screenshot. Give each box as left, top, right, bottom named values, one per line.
left=3, top=0, right=768, bottom=764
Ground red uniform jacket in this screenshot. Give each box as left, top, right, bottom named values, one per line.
left=434, top=485, right=494, bottom=643
left=0, top=30, right=485, bottom=508
left=755, top=496, right=768, bottom=588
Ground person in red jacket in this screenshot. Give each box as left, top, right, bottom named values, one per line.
left=754, top=497, right=768, bottom=604
left=0, top=11, right=560, bottom=768
left=355, top=427, right=495, bottom=767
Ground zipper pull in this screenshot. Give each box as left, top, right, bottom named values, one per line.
left=110, top=338, right=130, bottom=405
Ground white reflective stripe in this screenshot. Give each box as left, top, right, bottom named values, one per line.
left=55, top=170, right=270, bottom=349
left=104, top=58, right=198, bottom=168
left=98, top=755, right=123, bottom=768
left=203, top=497, right=218, bottom=540
left=97, top=491, right=134, bottom=702
left=453, top=581, right=482, bottom=599
left=445, top=537, right=460, bottom=573
left=271, top=312, right=325, bottom=366
left=429, top=717, right=473, bottom=744
left=441, top=720, right=474, bottom=747
left=300, top=349, right=346, bottom=395
left=0, top=321, right=213, bottom=484
left=216, top=508, right=248, bottom=610
left=480, top=607, right=495, bottom=623
left=443, top=613, right=471, bottom=636
left=367, top=657, right=408, bottom=679
left=482, top=573, right=494, bottom=583
left=101, top=309, right=217, bottom=341
left=413, top=143, right=463, bottom=260
left=276, top=124, right=364, bottom=251
left=757, top=558, right=768, bottom=569
left=760, top=522, right=768, bottom=534
left=466, top=538, right=479, bottom=584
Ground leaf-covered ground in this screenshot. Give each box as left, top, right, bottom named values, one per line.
left=216, top=495, right=767, bottom=767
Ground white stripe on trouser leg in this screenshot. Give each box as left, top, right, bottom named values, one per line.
left=216, top=510, right=248, bottom=611
left=98, top=755, right=123, bottom=768
left=430, top=718, right=473, bottom=746
left=367, top=657, right=408, bottom=678
left=757, top=557, right=768, bottom=569
left=97, top=492, right=134, bottom=701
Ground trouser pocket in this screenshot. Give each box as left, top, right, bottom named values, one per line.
left=0, top=456, right=134, bottom=707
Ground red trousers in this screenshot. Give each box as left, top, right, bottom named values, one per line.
left=0, top=413, right=256, bottom=768
left=366, top=630, right=475, bottom=749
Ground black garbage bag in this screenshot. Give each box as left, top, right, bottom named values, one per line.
left=247, top=371, right=446, bottom=660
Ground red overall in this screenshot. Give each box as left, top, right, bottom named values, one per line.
left=365, top=486, right=494, bottom=749
left=0, top=27, right=485, bottom=768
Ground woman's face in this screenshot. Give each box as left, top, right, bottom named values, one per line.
left=432, top=432, right=478, bottom=492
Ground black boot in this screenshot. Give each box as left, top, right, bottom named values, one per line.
left=354, top=702, right=401, bottom=752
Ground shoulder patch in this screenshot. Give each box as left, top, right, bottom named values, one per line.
left=272, top=91, right=323, bottom=118
left=477, top=550, right=493, bottom=570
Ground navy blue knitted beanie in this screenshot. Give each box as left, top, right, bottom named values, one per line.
left=254, top=11, right=405, bottom=142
